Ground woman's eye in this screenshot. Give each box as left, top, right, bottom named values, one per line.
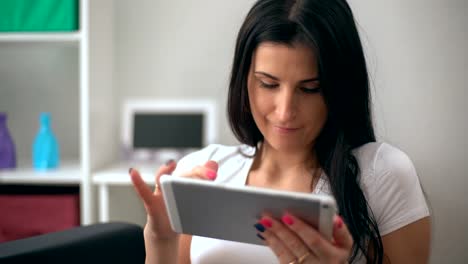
left=259, top=81, right=278, bottom=89
left=301, top=87, right=321, bottom=94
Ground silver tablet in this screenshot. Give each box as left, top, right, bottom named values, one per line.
left=160, top=175, right=337, bottom=246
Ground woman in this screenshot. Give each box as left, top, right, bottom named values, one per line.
left=130, top=0, right=431, bottom=263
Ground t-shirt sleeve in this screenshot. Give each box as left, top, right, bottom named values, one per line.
left=171, top=144, right=219, bottom=177
left=366, top=143, right=430, bottom=236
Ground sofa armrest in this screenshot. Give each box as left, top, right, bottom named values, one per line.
left=0, top=222, right=145, bottom=264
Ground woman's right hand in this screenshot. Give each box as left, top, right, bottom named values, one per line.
left=130, top=160, right=219, bottom=242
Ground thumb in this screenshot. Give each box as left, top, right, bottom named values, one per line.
left=333, top=215, right=353, bottom=250
left=204, top=160, right=219, bottom=172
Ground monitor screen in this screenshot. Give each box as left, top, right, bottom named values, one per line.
left=122, top=99, right=217, bottom=162
left=133, top=113, right=204, bottom=149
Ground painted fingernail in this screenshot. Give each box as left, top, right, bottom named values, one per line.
left=260, top=218, right=273, bottom=228
left=165, top=159, right=175, bottom=166
left=206, top=170, right=217, bottom=180
left=257, top=233, right=265, bottom=240
left=254, top=223, right=265, bottom=232
left=335, top=216, right=343, bottom=229
left=128, top=168, right=133, bottom=174
left=282, top=215, right=294, bottom=226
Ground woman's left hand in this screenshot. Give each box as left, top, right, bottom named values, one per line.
left=255, top=214, right=353, bottom=264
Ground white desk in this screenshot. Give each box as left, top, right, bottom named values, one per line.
left=92, top=162, right=161, bottom=222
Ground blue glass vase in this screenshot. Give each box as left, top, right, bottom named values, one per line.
left=0, top=112, right=17, bottom=169
left=33, top=113, right=60, bottom=170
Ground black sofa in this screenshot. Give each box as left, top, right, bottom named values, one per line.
left=0, top=222, right=145, bottom=264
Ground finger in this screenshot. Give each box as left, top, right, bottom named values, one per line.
left=258, top=216, right=315, bottom=261
left=256, top=227, right=298, bottom=264
left=332, top=215, right=353, bottom=250
left=204, top=160, right=219, bottom=172
left=281, top=213, right=341, bottom=261
left=155, top=160, right=178, bottom=191
left=129, top=168, right=155, bottom=206
left=182, top=165, right=217, bottom=180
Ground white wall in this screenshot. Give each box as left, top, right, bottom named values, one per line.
left=114, top=0, right=257, bottom=146
left=349, top=1, right=468, bottom=263
left=113, top=0, right=468, bottom=262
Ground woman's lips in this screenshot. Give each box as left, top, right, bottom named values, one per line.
left=273, top=125, right=300, bottom=134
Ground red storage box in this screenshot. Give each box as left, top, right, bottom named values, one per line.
left=0, top=192, right=80, bottom=242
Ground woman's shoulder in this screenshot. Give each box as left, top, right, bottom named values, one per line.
left=354, top=142, right=429, bottom=235
left=183, top=143, right=254, bottom=161
left=353, top=141, right=415, bottom=182
left=173, top=144, right=254, bottom=176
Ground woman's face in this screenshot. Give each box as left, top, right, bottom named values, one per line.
left=247, top=42, right=327, bottom=152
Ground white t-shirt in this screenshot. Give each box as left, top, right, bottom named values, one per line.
left=172, top=142, right=430, bottom=264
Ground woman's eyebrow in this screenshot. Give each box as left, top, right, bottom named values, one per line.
left=254, top=71, right=319, bottom=82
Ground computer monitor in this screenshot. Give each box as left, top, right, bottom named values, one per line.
left=122, top=99, right=217, bottom=162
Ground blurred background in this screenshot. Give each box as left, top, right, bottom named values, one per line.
left=0, top=0, right=466, bottom=262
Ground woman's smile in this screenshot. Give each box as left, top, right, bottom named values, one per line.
left=272, top=125, right=301, bottom=134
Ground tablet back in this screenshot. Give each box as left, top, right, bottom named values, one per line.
left=160, top=176, right=336, bottom=245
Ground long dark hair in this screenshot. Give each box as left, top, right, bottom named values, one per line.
left=227, top=0, right=383, bottom=262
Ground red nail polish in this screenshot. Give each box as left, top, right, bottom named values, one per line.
left=206, top=170, right=217, bottom=180
left=282, top=215, right=294, bottom=225
left=260, top=218, right=272, bottom=228
left=335, top=216, right=343, bottom=229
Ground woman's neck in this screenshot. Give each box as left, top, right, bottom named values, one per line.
left=251, top=141, right=319, bottom=185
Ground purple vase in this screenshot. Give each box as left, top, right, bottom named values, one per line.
left=0, top=112, right=17, bottom=169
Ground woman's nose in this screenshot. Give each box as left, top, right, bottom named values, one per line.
left=275, top=89, right=297, bottom=122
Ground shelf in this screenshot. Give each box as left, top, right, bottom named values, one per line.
left=0, top=32, right=82, bottom=43
left=0, top=0, right=114, bottom=225
left=0, top=160, right=81, bottom=185
left=93, top=162, right=162, bottom=186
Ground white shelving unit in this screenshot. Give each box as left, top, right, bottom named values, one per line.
left=0, top=0, right=116, bottom=225
left=0, top=161, right=81, bottom=185
left=0, top=33, right=82, bottom=42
